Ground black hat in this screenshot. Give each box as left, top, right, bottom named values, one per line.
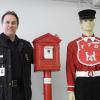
left=78, top=9, right=96, bottom=20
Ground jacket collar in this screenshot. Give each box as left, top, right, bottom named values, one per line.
left=82, top=34, right=95, bottom=42
left=0, top=33, right=19, bottom=47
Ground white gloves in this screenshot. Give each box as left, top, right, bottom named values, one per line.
left=67, top=92, right=75, bottom=100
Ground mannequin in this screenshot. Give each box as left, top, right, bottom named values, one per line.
left=66, top=9, right=100, bottom=100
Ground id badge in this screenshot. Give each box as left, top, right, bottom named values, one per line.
left=0, top=67, right=5, bottom=76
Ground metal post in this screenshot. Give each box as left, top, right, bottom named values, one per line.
left=43, top=71, right=52, bottom=100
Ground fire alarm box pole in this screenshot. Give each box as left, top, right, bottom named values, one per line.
left=33, top=33, right=61, bottom=100
left=43, top=71, right=52, bottom=100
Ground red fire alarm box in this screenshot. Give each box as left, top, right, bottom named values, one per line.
left=32, top=33, right=61, bottom=71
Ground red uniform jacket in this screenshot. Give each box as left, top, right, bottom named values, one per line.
left=66, top=34, right=100, bottom=91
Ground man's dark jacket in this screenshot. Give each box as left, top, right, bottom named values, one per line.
left=0, top=33, right=33, bottom=100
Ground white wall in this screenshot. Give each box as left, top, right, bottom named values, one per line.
left=0, top=0, right=100, bottom=100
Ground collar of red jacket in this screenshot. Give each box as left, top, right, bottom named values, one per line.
left=82, top=34, right=95, bottom=42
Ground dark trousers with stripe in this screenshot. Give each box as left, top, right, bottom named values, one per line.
left=75, top=76, right=100, bottom=100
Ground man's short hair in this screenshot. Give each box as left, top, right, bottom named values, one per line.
left=1, top=11, right=19, bottom=25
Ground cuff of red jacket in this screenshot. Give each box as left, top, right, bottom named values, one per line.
left=67, top=85, right=75, bottom=91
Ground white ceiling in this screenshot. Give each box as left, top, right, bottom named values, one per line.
left=52, top=0, right=100, bottom=8
left=52, top=0, right=92, bottom=3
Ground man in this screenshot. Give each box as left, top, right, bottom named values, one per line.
left=66, top=9, right=100, bottom=100
left=0, top=11, right=33, bottom=100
